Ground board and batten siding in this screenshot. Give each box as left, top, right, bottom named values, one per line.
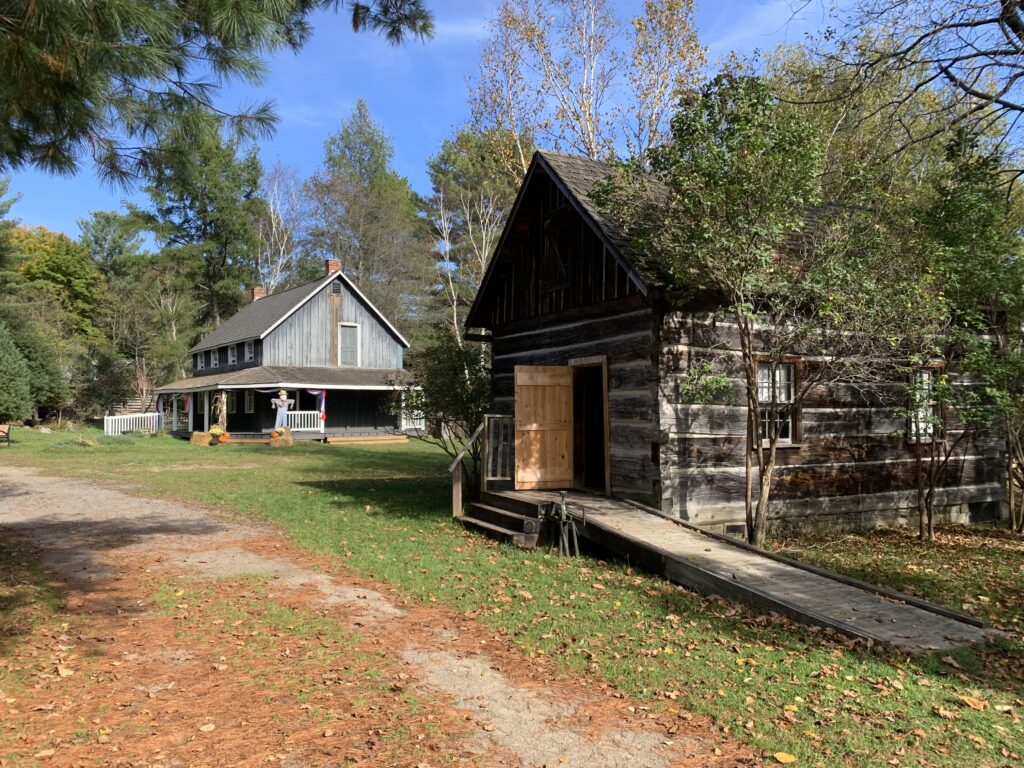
left=657, top=309, right=1004, bottom=533
left=262, top=277, right=404, bottom=369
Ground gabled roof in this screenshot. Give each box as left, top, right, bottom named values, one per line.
left=190, top=270, right=410, bottom=354
left=157, top=365, right=411, bottom=392
left=465, top=150, right=660, bottom=330
left=536, top=151, right=663, bottom=287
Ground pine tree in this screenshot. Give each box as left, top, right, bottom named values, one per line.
left=0, top=1, right=433, bottom=182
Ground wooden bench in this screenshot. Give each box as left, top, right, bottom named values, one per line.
left=0, top=424, right=12, bottom=447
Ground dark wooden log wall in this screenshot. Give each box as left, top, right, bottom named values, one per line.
left=657, top=310, right=1004, bottom=530
left=492, top=307, right=660, bottom=501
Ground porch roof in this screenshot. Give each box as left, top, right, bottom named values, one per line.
left=157, top=366, right=410, bottom=393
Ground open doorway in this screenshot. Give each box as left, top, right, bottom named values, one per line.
left=571, top=358, right=610, bottom=494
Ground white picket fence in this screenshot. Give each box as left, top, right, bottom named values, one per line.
left=287, top=410, right=324, bottom=433
left=103, top=412, right=163, bottom=436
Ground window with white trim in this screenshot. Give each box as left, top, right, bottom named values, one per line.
left=228, top=345, right=237, bottom=365
left=910, top=368, right=938, bottom=442
left=338, top=323, right=359, bottom=367
left=226, top=391, right=237, bottom=414
left=757, top=361, right=796, bottom=444
left=244, top=340, right=254, bottom=362
left=211, top=349, right=219, bottom=368
left=245, top=390, right=254, bottom=414
left=196, top=353, right=205, bottom=372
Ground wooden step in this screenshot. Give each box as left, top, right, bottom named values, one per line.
left=455, top=516, right=539, bottom=548
left=324, top=435, right=409, bottom=445
left=481, top=491, right=546, bottom=518
left=466, top=503, right=543, bottom=534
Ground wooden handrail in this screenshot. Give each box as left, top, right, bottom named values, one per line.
left=447, top=421, right=486, bottom=473
left=449, top=421, right=486, bottom=518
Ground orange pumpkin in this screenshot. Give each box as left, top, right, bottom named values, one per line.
left=222, top=432, right=231, bottom=440
left=271, top=431, right=280, bottom=439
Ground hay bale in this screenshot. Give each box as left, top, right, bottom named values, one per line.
left=270, top=425, right=293, bottom=448
left=190, top=431, right=212, bottom=446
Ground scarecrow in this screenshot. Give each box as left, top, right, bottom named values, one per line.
left=271, top=389, right=294, bottom=429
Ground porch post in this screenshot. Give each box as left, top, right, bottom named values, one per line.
left=203, top=391, right=210, bottom=432
left=188, top=394, right=194, bottom=432
left=172, top=396, right=178, bottom=432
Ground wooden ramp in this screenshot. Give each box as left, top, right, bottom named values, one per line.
left=486, top=491, right=990, bottom=653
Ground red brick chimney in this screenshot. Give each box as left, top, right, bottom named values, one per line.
left=325, top=258, right=341, bottom=276
left=251, top=286, right=266, bottom=302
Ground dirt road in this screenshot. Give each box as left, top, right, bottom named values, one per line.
left=0, top=465, right=751, bottom=768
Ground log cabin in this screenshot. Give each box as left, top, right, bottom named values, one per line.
left=157, top=259, right=417, bottom=443
left=463, top=150, right=1004, bottom=536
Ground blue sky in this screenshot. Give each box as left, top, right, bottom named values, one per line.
left=5, top=0, right=829, bottom=236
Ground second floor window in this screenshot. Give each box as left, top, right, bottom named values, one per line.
left=228, top=345, right=237, bottom=365
left=757, top=361, right=796, bottom=444
left=244, top=340, right=254, bottom=362
left=196, top=354, right=205, bottom=372
left=211, top=350, right=219, bottom=368
left=338, top=323, right=359, bottom=366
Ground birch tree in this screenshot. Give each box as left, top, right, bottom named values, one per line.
left=469, top=0, right=704, bottom=171
left=256, top=162, right=306, bottom=294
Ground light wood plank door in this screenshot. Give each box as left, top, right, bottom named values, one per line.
left=514, top=366, right=573, bottom=490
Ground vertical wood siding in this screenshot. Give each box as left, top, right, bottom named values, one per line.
left=262, top=278, right=404, bottom=368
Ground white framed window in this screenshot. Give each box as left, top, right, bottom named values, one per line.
left=211, top=349, right=219, bottom=369
left=196, top=353, right=205, bottom=372
left=244, top=390, right=254, bottom=414
left=910, top=368, right=938, bottom=442
left=244, top=340, right=254, bottom=362
left=228, top=345, right=237, bottom=365
left=757, top=361, right=796, bottom=444
left=226, top=391, right=237, bottom=414
left=338, top=323, right=360, bottom=367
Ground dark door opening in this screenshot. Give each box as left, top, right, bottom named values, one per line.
left=573, top=364, right=608, bottom=492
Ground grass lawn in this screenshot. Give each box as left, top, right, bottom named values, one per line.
left=2, top=427, right=1023, bottom=768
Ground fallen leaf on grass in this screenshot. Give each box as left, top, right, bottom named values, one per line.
left=199, top=723, right=216, bottom=732
left=958, top=695, right=988, bottom=711
left=56, top=666, right=74, bottom=678
left=33, top=750, right=55, bottom=759
left=773, top=753, right=797, bottom=764
left=940, top=655, right=964, bottom=670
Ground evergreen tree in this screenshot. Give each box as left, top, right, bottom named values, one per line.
left=0, top=320, right=32, bottom=422
left=306, top=100, right=432, bottom=329
left=0, top=1, right=433, bottom=182
left=133, top=122, right=264, bottom=327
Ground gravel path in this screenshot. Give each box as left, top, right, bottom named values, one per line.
left=0, top=465, right=749, bottom=768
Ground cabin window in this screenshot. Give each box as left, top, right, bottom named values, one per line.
left=244, top=390, right=254, bottom=414
left=244, top=340, right=254, bottom=362
left=757, top=362, right=796, bottom=445
left=196, top=354, right=205, bottom=372
left=211, top=349, right=219, bottom=369
left=910, top=368, right=939, bottom=442
left=226, top=391, right=237, bottom=414
left=228, top=345, right=237, bottom=365
left=338, top=323, right=359, bottom=367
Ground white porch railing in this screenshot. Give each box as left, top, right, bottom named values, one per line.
left=104, top=412, right=163, bottom=436
left=287, top=411, right=324, bottom=433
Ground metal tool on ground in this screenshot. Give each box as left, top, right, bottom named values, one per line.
left=546, top=491, right=583, bottom=557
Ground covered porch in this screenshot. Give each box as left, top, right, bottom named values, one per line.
left=156, top=366, right=422, bottom=443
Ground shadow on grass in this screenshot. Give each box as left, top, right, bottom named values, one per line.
left=295, top=477, right=450, bottom=521
left=0, top=534, right=64, bottom=656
